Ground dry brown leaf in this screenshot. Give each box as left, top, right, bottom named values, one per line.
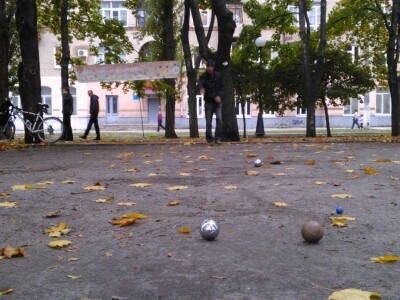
left=245, top=170, right=260, bottom=176
left=364, top=167, right=379, bottom=175
left=178, top=227, right=191, bottom=234
left=126, top=167, right=140, bottom=173
left=112, top=212, right=148, bottom=227
left=167, top=201, right=181, bottom=206
left=105, top=251, right=113, bottom=257
left=374, top=159, right=391, bottom=163
left=331, top=194, right=352, bottom=199
left=117, top=202, right=136, bottom=206
left=94, top=196, right=114, bottom=203
left=246, top=153, right=258, bottom=158
left=306, top=160, right=316, bottom=165
left=0, top=246, right=27, bottom=259
left=48, top=240, right=72, bottom=249
left=0, top=202, right=18, bottom=208
left=370, top=254, right=400, bottom=264
left=84, top=182, right=106, bottom=191
left=0, top=192, right=10, bottom=198
left=198, top=155, right=214, bottom=161
left=130, top=183, right=152, bottom=188
left=166, top=186, right=188, bottom=191
left=328, top=288, right=382, bottom=300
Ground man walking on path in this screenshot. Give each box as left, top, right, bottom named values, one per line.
left=157, top=106, right=165, bottom=132
left=198, top=60, right=224, bottom=144
left=80, top=90, right=100, bottom=140
left=351, top=110, right=360, bottom=129
left=61, top=87, right=74, bottom=141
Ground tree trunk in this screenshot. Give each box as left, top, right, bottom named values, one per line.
left=0, top=0, right=9, bottom=106
left=161, top=0, right=177, bottom=138
left=298, top=0, right=316, bottom=137
left=322, top=100, right=332, bottom=137
left=60, top=0, right=70, bottom=91
left=212, top=0, right=240, bottom=141
left=241, top=102, right=246, bottom=138
left=181, top=0, right=199, bottom=138
left=16, top=0, right=42, bottom=144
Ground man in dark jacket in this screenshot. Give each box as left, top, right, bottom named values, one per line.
left=80, top=90, right=100, bottom=140
left=61, top=87, right=74, bottom=141
left=198, top=60, right=224, bottom=144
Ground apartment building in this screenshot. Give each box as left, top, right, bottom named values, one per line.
left=10, top=0, right=392, bottom=131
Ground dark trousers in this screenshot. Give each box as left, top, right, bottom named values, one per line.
left=351, top=119, right=360, bottom=129
left=205, top=102, right=222, bottom=142
left=84, top=114, right=100, bottom=138
left=61, top=113, right=73, bottom=141
left=157, top=120, right=165, bottom=132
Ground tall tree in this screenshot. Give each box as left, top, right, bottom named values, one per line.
left=190, top=0, right=240, bottom=141
left=330, top=0, right=400, bottom=136
left=16, top=0, right=42, bottom=143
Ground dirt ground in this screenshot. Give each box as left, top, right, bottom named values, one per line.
left=0, top=141, right=399, bottom=300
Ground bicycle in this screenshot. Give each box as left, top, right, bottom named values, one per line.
left=0, top=101, right=64, bottom=144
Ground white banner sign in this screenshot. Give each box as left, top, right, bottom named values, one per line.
left=75, top=61, right=180, bottom=83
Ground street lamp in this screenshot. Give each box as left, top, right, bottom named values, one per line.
left=255, top=36, right=267, bottom=137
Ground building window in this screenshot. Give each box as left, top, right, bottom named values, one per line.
left=41, top=86, right=52, bottom=115
left=96, top=47, right=126, bottom=64
left=297, top=106, right=307, bottom=116
left=70, top=87, right=77, bottom=115
left=101, top=1, right=128, bottom=26
left=346, top=45, right=359, bottom=63
left=235, top=99, right=251, bottom=118
left=343, top=98, right=359, bottom=115
left=200, top=10, right=209, bottom=27
left=288, top=5, right=321, bottom=30
left=263, top=110, right=275, bottom=118
left=376, top=90, right=391, bottom=115
left=136, top=9, right=147, bottom=27
left=228, top=4, right=243, bottom=24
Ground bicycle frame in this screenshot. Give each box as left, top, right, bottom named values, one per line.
left=10, top=108, right=44, bottom=134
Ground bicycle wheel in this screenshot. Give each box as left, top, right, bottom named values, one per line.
left=3, top=122, right=15, bottom=141
left=37, top=117, right=64, bottom=143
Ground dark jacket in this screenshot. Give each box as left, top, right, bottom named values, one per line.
left=90, top=94, right=99, bottom=116
left=198, top=71, right=224, bottom=103
left=62, top=93, right=74, bottom=115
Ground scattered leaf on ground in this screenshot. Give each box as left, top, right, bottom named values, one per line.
left=0, top=202, right=18, bottom=208
left=167, top=201, right=181, bottom=206
left=245, top=170, right=260, bottom=176
left=62, top=180, right=75, bottom=184
left=68, top=257, right=79, bottom=262
left=84, top=182, right=106, bottom=191
left=198, top=155, right=214, bottom=161
left=178, top=227, right=191, bottom=234
left=0, top=289, right=13, bottom=295
left=115, top=152, right=134, bottom=158
left=46, top=223, right=70, bottom=238
left=12, top=184, right=46, bottom=191
left=66, top=275, right=81, bottom=280
left=246, top=153, right=258, bottom=158
left=94, top=196, right=114, bottom=203
left=306, top=160, right=316, bottom=165
left=314, top=181, right=327, bottom=185
left=126, top=168, right=140, bottom=173
left=374, top=159, right=391, bottom=163
left=0, top=192, right=10, bottom=198
left=166, top=186, right=188, bottom=191
left=130, top=183, right=152, bottom=188
left=179, top=172, right=191, bottom=177
left=328, top=288, right=382, bottom=300
left=112, top=212, right=148, bottom=227
left=36, top=180, right=55, bottom=185
left=224, top=185, right=238, bottom=190
left=48, top=240, right=72, bottom=249
left=345, top=169, right=355, bottom=173
left=272, top=173, right=287, bottom=176
left=364, top=167, right=379, bottom=175
left=0, top=247, right=27, bottom=259
left=273, top=202, right=289, bottom=207
left=370, top=254, right=400, bottom=264
left=329, top=216, right=356, bottom=227
left=117, top=202, right=136, bottom=206
left=105, top=251, right=113, bottom=257
left=331, top=194, right=352, bottom=199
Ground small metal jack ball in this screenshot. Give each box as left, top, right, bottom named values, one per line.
left=254, top=159, right=263, bottom=168
left=200, top=219, right=219, bottom=241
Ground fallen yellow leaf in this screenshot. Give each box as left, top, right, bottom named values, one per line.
left=0, top=289, right=13, bottom=295
left=167, top=201, right=181, bottom=206
left=328, top=288, right=382, bottom=300
left=178, top=227, right=191, bottom=234
left=94, top=196, right=114, bottom=203
left=246, top=153, right=258, bottom=158
left=314, top=181, right=327, bottom=185
left=48, top=240, right=72, bottom=249
left=0, top=246, right=27, bottom=259
left=117, top=202, right=136, bottom=206
left=12, top=184, right=46, bottom=191
left=329, top=216, right=356, bottom=227
left=62, top=180, right=75, bottom=184
left=0, top=192, right=10, bottom=198
left=370, top=254, right=400, bottom=264
left=0, top=202, right=18, bottom=208
left=68, top=257, right=79, bottom=262
left=66, top=275, right=81, bottom=280
left=115, top=152, right=134, bottom=158
left=36, top=180, right=55, bottom=185
left=272, top=173, right=287, bottom=176
left=179, top=172, right=191, bottom=177
left=166, top=186, right=188, bottom=191
left=130, top=183, right=152, bottom=188
left=224, top=185, right=238, bottom=190
left=112, top=212, right=148, bottom=227
left=306, top=160, right=316, bottom=165
left=331, top=194, right=352, bottom=199
left=84, top=182, right=106, bottom=191
left=245, top=170, right=260, bottom=176
left=126, top=167, right=140, bottom=173
left=273, top=202, right=289, bottom=207
left=46, top=223, right=70, bottom=238
left=374, top=159, right=391, bottom=163
left=345, top=169, right=355, bottom=173
left=364, top=167, right=379, bottom=175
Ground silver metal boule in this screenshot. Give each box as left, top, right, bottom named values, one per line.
left=200, top=219, right=219, bottom=241
left=254, top=159, right=263, bottom=167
